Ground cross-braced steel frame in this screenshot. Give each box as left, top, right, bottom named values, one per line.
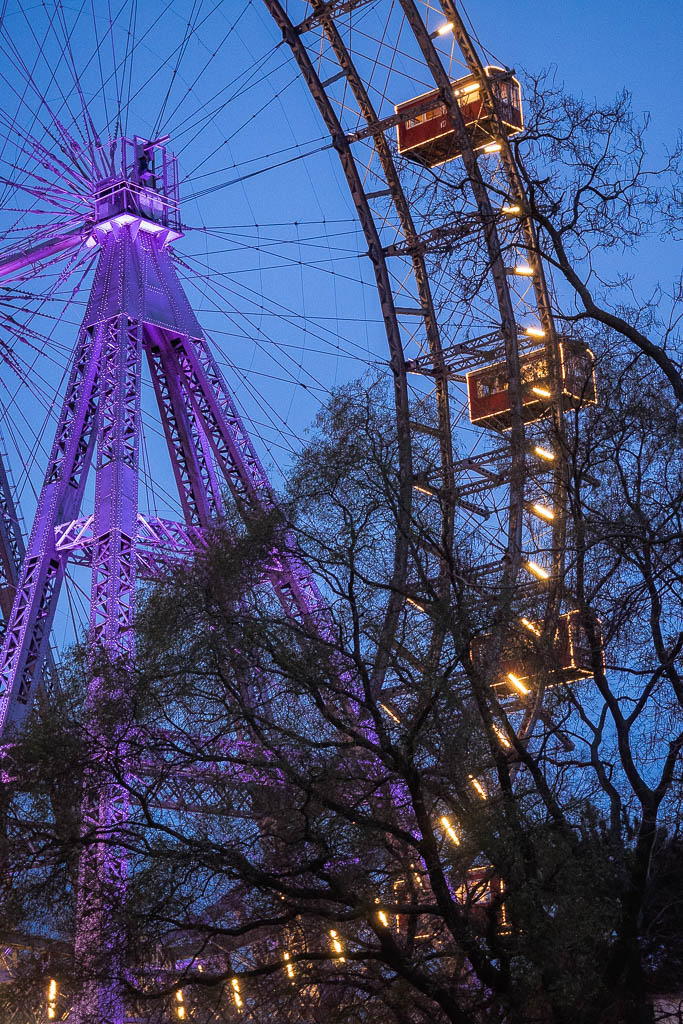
left=0, top=136, right=334, bottom=1021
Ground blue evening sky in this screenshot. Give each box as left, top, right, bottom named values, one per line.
left=0, top=1, right=679, bottom=647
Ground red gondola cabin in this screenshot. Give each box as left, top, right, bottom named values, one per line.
left=470, top=609, right=603, bottom=699
left=467, top=341, right=597, bottom=430
left=395, top=66, right=523, bottom=168
left=455, top=867, right=509, bottom=933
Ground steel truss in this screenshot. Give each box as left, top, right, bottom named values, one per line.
left=0, top=222, right=325, bottom=735
left=264, top=0, right=574, bottom=740
left=0, top=156, right=334, bottom=1018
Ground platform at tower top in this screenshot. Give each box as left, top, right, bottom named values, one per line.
left=88, top=135, right=182, bottom=247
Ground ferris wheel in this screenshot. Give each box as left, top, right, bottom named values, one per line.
left=0, top=1, right=601, bottom=1020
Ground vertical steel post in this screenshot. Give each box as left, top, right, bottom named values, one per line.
left=0, top=325, right=101, bottom=731
left=71, top=308, right=143, bottom=1024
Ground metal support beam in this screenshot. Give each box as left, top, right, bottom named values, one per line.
left=0, top=229, right=84, bottom=280
left=295, top=0, right=376, bottom=34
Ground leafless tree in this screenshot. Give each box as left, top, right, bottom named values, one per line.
left=2, top=356, right=680, bottom=1024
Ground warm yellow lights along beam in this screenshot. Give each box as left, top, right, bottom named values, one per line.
left=440, top=815, right=461, bottom=845
left=330, top=930, right=345, bottom=962
left=47, top=980, right=57, bottom=1019
left=534, top=445, right=555, bottom=460
left=470, top=776, right=487, bottom=800
left=507, top=672, right=530, bottom=696
left=531, top=502, right=554, bottom=520
left=379, top=701, right=401, bottom=723
left=493, top=724, right=512, bottom=748
left=526, top=560, right=550, bottom=580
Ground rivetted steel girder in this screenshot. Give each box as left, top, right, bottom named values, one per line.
left=262, top=0, right=416, bottom=700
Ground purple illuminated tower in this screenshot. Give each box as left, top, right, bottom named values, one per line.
left=0, top=136, right=325, bottom=1021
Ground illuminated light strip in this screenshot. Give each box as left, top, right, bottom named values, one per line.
left=375, top=895, right=390, bottom=927
left=47, top=979, right=57, bottom=1019
left=379, top=701, right=400, bottom=724
left=513, top=265, right=533, bottom=276
left=525, top=326, right=545, bottom=338
left=507, top=672, right=530, bottom=696
left=484, top=142, right=502, bottom=153
left=405, top=596, right=426, bottom=613
left=531, top=502, right=554, bottom=520
left=176, top=989, right=185, bottom=1019
left=87, top=213, right=179, bottom=248
left=531, top=386, right=552, bottom=399
left=440, top=815, right=461, bottom=845
left=520, top=617, right=542, bottom=636
left=231, top=978, right=243, bottom=1010
left=502, top=204, right=521, bottom=214
left=469, top=776, right=487, bottom=800
left=330, top=930, right=345, bottom=962
left=534, top=445, right=555, bottom=461
left=461, top=81, right=479, bottom=93
left=284, top=952, right=295, bottom=979
left=493, top=724, right=512, bottom=748
left=437, top=20, right=454, bottom=34
left=413, top=484, right=436, bottom=496
left=525, top=560, right=550, bottom=580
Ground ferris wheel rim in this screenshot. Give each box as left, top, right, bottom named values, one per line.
left=261, top=0, right=571, bottom=742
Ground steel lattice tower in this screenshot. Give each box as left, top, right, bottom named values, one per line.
left=0, top=136, right=325, bottom=1022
